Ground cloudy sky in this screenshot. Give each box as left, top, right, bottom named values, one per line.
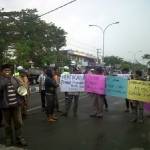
left=0, top=0, right=150, bottom=63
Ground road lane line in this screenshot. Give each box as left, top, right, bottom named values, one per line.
left=27, top=94, right=88, bottom=112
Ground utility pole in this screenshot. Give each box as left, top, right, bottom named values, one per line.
left=96, top=49, right=101, bottom=64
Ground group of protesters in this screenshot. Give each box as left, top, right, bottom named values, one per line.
left=0, top=63, right=150, bottom=148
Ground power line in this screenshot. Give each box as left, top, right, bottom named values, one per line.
left=38, top=0, right=77, bottom=18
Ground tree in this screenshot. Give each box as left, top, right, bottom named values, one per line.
left=0, top=9, right=67, bottom=67
left=104, top=55, right=146, bottom=71
left=104, top=56, right=123, bottom=67
left=143, top=54, right=150, bottom=66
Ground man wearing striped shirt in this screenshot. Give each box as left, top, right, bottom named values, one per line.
left=0, top=64, right=27, bottom=147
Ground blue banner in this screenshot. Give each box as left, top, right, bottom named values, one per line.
left=106, top=76, right=128, bottom=98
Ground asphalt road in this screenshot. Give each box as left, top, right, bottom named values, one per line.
left=1, top=92, right=150, bottom=150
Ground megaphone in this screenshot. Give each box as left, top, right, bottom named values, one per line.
left=17, top=86, right=28, bottom=96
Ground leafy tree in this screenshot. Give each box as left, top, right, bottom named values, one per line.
left=0, top=9, right=67, bottom=67
left=104, top=55, right=146, bottom=71
left=104, top=56, right=123, bottom=66
left=143, top=54, right=150, bottom=66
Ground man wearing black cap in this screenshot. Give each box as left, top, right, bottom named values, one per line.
left=0, top=64, right=27, bottom=146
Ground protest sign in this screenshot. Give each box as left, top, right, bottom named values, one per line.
left=117, top=74, right=131, bottom=79
left=106, top=76, right=128, bottom=98
left=60, top=74, right=85, bottom=92
left=127, top=80, right=150, bottom=102
left=85, top=74, right=105, bottom=94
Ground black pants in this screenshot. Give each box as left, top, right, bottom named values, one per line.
left=104, top=96, right=108, bottom=109
left=2, top=107, right=23, bottom=140
left=65, top=95, right=79, bottom=114
left=0, top=109, right=2, bottom=125
left=41, top=90, right=46, bottom=108
left=46, top=94, right=55, bottom=115
left=54, top=93, right=59, bottom=111
left=126, top=99, right=133, bottom=110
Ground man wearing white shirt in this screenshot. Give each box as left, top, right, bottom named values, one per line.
left=38, top=69, right=47, bottom=111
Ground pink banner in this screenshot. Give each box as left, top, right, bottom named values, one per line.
left=85, top=74, right=106, bottom=94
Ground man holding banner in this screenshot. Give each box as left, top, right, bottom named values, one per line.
left=89, top=67, right=105, bottom=118
left=61, top=66, right=82, bottom=117
left=130, top=70, right=144, bottom=123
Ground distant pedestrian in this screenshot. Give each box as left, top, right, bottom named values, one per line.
left=38, top=68, right=47, bottom=112
left=45, top=69, right=58, bottom=122
left=103, top=69, right=109, bottom=111
left=146, top=68, right=150, bottom=81
left=0, top=64, right=27, bottom=146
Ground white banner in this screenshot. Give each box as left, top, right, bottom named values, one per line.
left=60, top=74, right=85, bottom=92
left=117, top=74, right=131, bottom=79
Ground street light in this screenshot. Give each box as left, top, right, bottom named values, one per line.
left=89, top=22, right=119, bottom=63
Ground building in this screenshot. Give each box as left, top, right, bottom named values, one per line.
left=61, top=49, right=97, bottom=67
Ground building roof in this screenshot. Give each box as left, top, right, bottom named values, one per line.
left=62, top=49, right=96, bottom=59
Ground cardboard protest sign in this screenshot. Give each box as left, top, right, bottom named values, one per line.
left=127, top=80, right=150, bottom=102
left=85, top=74, right=105, bottom=94
left=60, top=74, right=85, bottom=92
left=106, top=76, right=128, bottom=98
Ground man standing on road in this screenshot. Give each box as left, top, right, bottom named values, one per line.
left=45, top=69, right=58, bottom=122
left=130, top=70, right=144, bottom=123
left=61, top=66, right=71, bottom=117
left=90, top=67, right=105, bottom=118
left=38, top=68, right=47, bottom=112
left=53, top=67, right=61, bottom=113
left=17, top=69, right=30, bottom=119
left=63, top=66, right=81, bottom=117
left=0, top=64, right=27, bottom=147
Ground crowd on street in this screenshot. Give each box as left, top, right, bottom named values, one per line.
left=0, top=63, right=150, bottom=148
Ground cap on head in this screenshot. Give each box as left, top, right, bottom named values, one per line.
left=64, top=66, right=69, bottom=70
left=17, top=66, right=24, bottom=71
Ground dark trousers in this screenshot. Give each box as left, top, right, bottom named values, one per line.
left=0, top=109, right=2, bottom=125
left=2, top=106, right=23, bottom=141
left=104, top=96, right=108, bottom=109
left=126, top=99, right=133, bottom=110
left=41, top=90, right=46, bottom=108
left=65, top=95, right=79, bottom=114
left=46, top=94, right=55, bottom=115
left=54, top=92, right=59, bottom=111
left=132, top=101, right=144, bottom=121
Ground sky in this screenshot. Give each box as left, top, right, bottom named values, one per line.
left=0, top=0, right=150, bottom=63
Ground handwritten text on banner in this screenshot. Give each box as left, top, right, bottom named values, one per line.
left=106, top=76, right=128, bottom=98
left=85, top=74, right=105, bottom=94
left=127, top=80, right=150, bottom=102
left=60, top=74, right=85, bottom=92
